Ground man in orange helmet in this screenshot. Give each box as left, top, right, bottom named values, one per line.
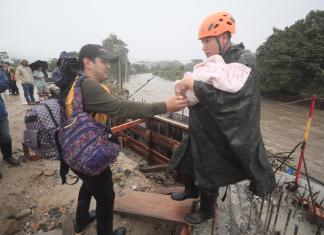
left=169, top=12, right=276, bottom=224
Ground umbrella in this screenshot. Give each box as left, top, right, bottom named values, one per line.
left=29, top=60, right=48, bottom=72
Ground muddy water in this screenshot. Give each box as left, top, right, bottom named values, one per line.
left=125, top=73, right=324, bottom=182
left=261, top=98, right=324, bottom=182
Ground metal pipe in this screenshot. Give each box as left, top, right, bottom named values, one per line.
left=248, top=194, right=254, bottom=229
left=266, top=203, right=275, bottom=231
left=283, top=209, right=292, bottom=235
left=264, top=194, right=272, bottom=232
left=302, top=156, right=321, bottom=234
left=272, top=191, right=284, bottom=234
left=128, top=76, right=156, bottom=98
left=259, top=196, right=265, bottom=220
left=274, top=159, right=324, bottom=187
left=274, top=141, right=303, bottom=174
left=293, top=224, right=299, bottom=235
left=292, top=195, right=300, bottom=219
left=295, top=95, right=316, bottom=184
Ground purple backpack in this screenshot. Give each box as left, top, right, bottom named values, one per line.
left=58, top=76, right=120, bottom=176
left=24, top=99, right=63, bottom=160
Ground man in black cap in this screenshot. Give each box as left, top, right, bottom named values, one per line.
left=66, top=44, right=188, bottom=235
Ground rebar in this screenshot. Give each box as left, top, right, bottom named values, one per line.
left=248, top=194, right=254, bottom=229
left=272, top=191, right=284, bottom=233
left=302, top=156, right=321, bottom=234
left=264, top=194, right=272, bottom=232
left=293, top=224, right=299, bottom=235
left=266, top=203, right=275, bottom=231
left=259, top=196, right=265, bottom=220
left=283, top=209, right=292, bottom=235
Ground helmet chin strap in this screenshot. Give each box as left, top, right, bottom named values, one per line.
left=216, top=37, right=231, bottom=56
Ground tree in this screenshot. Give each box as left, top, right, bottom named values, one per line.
left=102, top=34, right=129, bottom=84
left=149, top=59, right=203, bottom=81
left=257, top=10, right=324, bottom=97
left=68, top=51, right=79, bottom=58
left=131, top=64, right=149, bottom=74
left=47, top=58, right=58, bottom=72
left=12, top=59, right=21, bottom=68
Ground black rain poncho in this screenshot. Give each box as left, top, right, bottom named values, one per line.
left=170, top=43, right=276, bottom=196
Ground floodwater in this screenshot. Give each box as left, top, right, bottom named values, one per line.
left=125, top=73, right=324, bottom=182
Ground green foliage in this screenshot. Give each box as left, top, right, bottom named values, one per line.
left=131, top=64, right=149, bottom=74
left=102, top=34, right=129, bottom=83
left=150, top=59, right=203, bottom=81
left=68, top=51, right=79, bottom=58
left=12, top=59, right=21, bottom=68
left=47, top=58, right=58, bottom=72
left=257, top=10, right=324, bottom=97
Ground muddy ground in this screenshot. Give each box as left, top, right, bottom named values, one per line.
left=0, top=93, right=323, bottom=235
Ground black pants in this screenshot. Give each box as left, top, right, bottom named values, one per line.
left=77, top=167, right=115, bottom=235
left=0, top=118, right=12, bottom=160
left=9, top=80, right=19, bottom=95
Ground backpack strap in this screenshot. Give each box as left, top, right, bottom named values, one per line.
left=71, top=75, right=86, bottom=117
left=43, top=103, right=59, bottom=127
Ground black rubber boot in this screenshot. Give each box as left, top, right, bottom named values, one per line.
left=171, top=173, right=199, bottom=201
left=184, top=191, right=216, bottom=224
left=75, top=200, right=96, bottom=233
left=1, top=142, right=20, bottom=166
left=113, top=227, right=126, bottom=235
left=171, top=190, right=199, bottom=201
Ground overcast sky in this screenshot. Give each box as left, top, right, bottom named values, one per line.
left=1, top=0, right=323, bottom=62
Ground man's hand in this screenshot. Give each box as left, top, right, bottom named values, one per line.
left=165, top=96, right=188, bottom=112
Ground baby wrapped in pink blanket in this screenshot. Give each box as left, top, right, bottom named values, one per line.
left=174, top=55, right=251, bottom=106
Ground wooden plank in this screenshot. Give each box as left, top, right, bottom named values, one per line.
left=151, top=132, right=180, bottom=150
left=114, top=190, right=194, bottom=224
left=124, top=142, right=149, bottom=159
left=119, top=131, right=170, bottom=164
left=153, top=115, right=188, bottom=130
left=151, top=149, right=170, bottom=163
left=139, top=163, right=169, bottom=173
left=129, top=126, right=149, bottom=137
left=112, top=119, right=144, bottom=133
left=119, top=132, right=150, bottom=152
left=62, top=214, right=74, bottom=235
left=126, top=127, right=179, bottom=151
left=180, top=224, right=192, bottom=235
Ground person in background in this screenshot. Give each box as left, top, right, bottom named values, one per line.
left=0, top=64, right=20, bottom=166
left=3, top=62, right=12, bottom=94
left=32, top=65, right=47, bottom=98
left=16, top=59, right=35, bottom=105
left=9, top=67, right=19, bottom=95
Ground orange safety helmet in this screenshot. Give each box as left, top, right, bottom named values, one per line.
left=198, top=11, right=236, bottom=40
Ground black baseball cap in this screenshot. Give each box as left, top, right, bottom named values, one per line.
left=79, top=44, right=119, bottom=63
